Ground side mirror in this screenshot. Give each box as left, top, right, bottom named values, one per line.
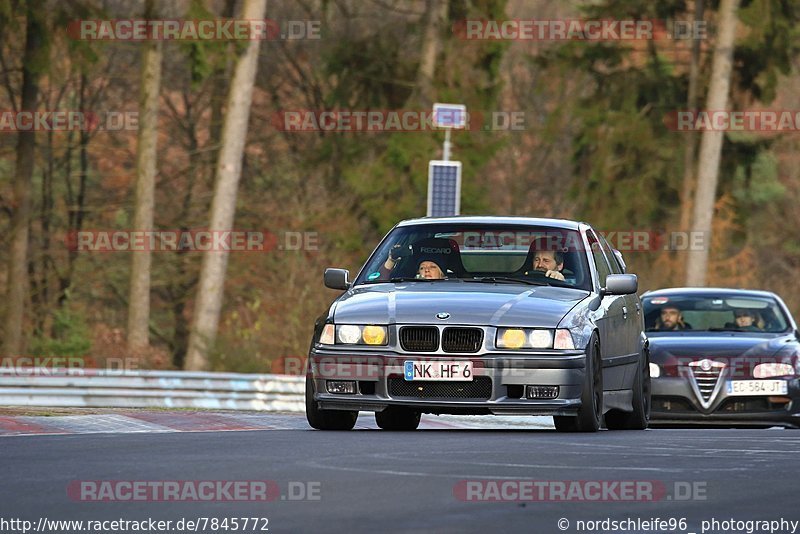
left=324, top=268, right=350, bottom=290
left=604, top=274, right=638, bottom=295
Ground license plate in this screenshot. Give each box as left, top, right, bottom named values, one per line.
left=726, top=380, right=788, bottom=396
left=404, top=361, right=473, bottom=381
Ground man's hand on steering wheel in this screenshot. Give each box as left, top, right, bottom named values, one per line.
left=544, top=269, right=565, bottom=281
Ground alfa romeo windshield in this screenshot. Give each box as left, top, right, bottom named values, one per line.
left=642, top=294, right=791, bottom=333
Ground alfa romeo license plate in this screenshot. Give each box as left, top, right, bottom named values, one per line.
left=726, top=380, right=788, bottom=396
left=404, top=361, right=473, bottom=381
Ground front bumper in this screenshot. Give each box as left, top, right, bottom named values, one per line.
left=307, top=348, right=587, bottom=416
left=651, top=376, right=800, bottom=428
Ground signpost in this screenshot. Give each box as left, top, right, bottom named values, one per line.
left=428, top=103, right=465, bottom=216
left=427, top=161, right=462, bottom=217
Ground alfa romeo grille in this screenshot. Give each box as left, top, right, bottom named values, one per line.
left=389, top=377, right=492, bottom=399
left=688, top=360, right=725, bottom=403
left=399, top=326, right=439, bottom=352
left=441, top=327, right=483, bottom=353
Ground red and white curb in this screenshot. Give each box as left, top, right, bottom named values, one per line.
left=0, top=412, right=553, bottom=436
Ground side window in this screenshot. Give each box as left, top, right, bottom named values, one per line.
left=598, top=235, right=623, bottom=275
left=587, top=231, right=612, bottom=287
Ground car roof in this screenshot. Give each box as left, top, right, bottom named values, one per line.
left=642, top=287, right=779, bottom=299
left=395, top=216, right=585, bottom=231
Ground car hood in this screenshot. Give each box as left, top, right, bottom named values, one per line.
left=648, top=332, right=793, bottom=362
left=333, top=282, right=589, bottom=327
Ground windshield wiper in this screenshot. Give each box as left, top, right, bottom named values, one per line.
left=389, top=277, right=439, bottom=282
left=467, top=276, right=547, bottom=286
left=708, top=327, right=748, bottom=332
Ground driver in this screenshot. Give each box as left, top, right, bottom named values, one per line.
left=655, top=305, right=690, bottom=331
left=524, top=246, right=566, bottom=281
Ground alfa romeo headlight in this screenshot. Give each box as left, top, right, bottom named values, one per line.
left=649, top=363, right=661, bottom=378
left=753, top=363, right=794, bottom=378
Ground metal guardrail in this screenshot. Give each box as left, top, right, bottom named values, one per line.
left=0, top=368, right=305, bottom=412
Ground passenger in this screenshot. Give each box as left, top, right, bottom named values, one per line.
left=374, top=245, right=446, bottom=280
left=655, top=305, right=690, bottom=331
left=733, top=310, right=762, bottom=331
left=382, top=244, right=411, bottom=273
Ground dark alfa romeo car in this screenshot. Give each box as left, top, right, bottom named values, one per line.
left=644, top=288, right=800, bottom=428
left=305, top=216, right=650, bottom=432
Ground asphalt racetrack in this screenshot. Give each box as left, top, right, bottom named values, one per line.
left=1, top=412, right=798, bottom=534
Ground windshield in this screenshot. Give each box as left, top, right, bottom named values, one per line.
left=354, top=223, right=592, bottom=291
left=642, top=294, right=790, bottom=333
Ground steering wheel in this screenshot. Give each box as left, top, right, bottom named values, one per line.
left=523, top=268, right=574, bottom=281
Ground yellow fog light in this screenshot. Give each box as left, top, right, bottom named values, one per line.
left=362, top=325, right=387, bottom=345
left=499, top=329, right=526, bottom=349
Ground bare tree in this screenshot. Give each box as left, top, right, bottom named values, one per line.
left=685, top=0, right=740, bottom=286
left=415, top=0, right=448, bottom=104
left=127, top=0, right=163, bottom=355
left=3, top=1, right=45, bottom=357
left=185, top=0, right=267, bottom=370
left=678, top=0, right=705, bottom=234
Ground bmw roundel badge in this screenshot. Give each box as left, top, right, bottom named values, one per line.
left=436, top=312, right=450, bottom=320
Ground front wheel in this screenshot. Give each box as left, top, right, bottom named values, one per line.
left=554, top=333, right=602, bottom=433
left=305, top=376, right=358, bottom=430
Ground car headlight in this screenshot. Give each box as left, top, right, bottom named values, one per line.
left=337, top=325, right=362, bottom=344
left=553, top=329, right=575, bottom=350
left=649, top=363, right=661, bottom=378
left=753, top=363, right=794, bottom=378
left=362, top=325, right=387, bottom=345
left=497, top=328, right=572, bottom=349
left=529, top=330, right=553, bottom=348
left=320, top=324, right=335, bottom=345
left=498, top=329, right=528, bottom=349
left=321, top=324, right=388, bottom=346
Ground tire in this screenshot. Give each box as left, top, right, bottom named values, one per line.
left=375, top=407, right=421, bottom=431
left=305, top=375, right=358, bottom=430
left=554, top=333, right=602, bottom=433
left=605, top=349, right=651, bottom=430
